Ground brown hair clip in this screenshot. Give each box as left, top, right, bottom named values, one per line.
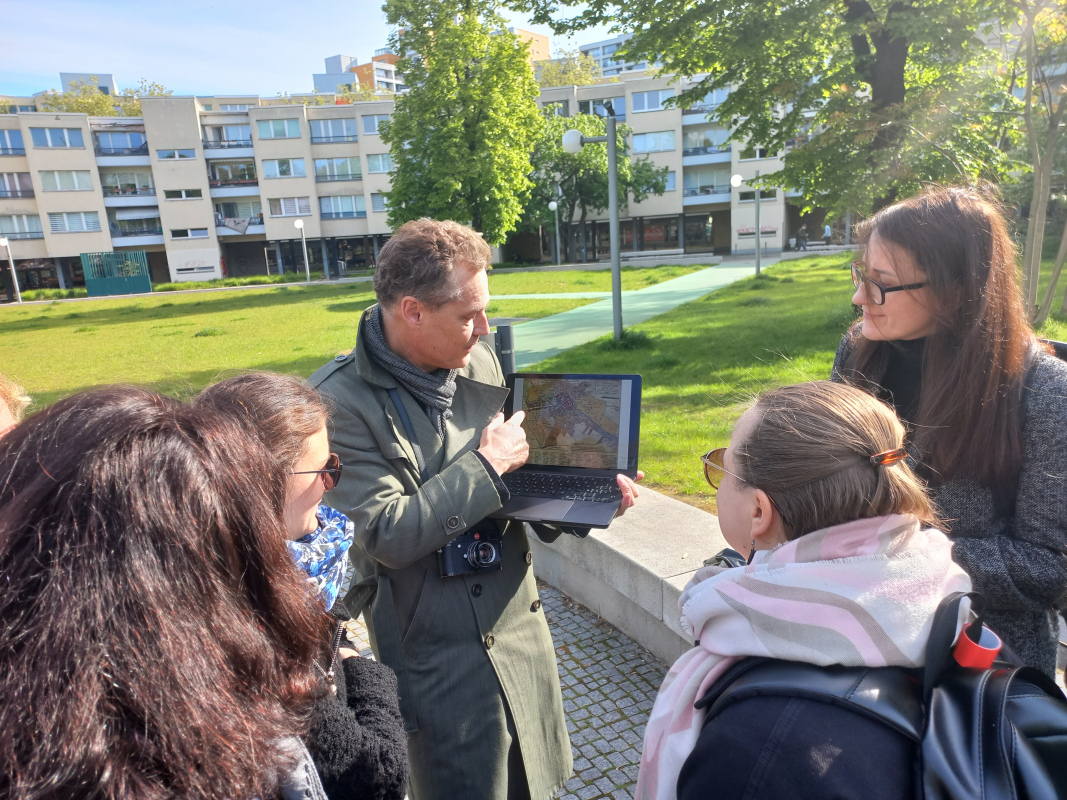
left=870, top=447, right=908, bottom=466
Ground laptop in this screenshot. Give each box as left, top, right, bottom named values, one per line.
left=489, top=373, right=642, bottom=528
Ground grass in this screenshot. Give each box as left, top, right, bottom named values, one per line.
left=0, top=282, right=597, bottom=410
left=487, top=264, right=705, bottom=294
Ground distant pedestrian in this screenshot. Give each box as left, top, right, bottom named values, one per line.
left=796, top=224, right=808, bottom=251
left=824, top=223, right=832, bottom=245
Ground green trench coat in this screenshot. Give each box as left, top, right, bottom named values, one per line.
left=310, top=308, right=572, bottom=800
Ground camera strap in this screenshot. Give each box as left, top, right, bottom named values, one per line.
left=388, top=387, right=429, bottom=483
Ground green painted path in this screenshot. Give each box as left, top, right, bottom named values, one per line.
left=511, top=262, right=763, bottom=368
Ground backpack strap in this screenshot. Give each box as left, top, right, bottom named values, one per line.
left=697, top=658, right=923, bottom=742
left=388, top=387, right=429, bottom=483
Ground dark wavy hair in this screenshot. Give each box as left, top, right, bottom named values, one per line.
left=842, top=185, right=1033, bottom=488
left=0, top=387, right=330, bottom=800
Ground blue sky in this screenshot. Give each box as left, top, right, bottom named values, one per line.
left=1, top=0, right=616, bottom=98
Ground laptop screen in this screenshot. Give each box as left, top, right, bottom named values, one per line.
left=509, top=374, right=641, bottom=473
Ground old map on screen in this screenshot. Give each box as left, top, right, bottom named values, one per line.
left=514, top=377, right=631, bottom=471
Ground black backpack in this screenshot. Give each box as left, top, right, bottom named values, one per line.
left=697, top=592, right=1067, bottom=800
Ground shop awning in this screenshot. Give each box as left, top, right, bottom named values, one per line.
left=114, top=208, right=162, bottom=221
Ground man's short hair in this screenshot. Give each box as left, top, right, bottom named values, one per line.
left=373, top=218, right=492, bottom=308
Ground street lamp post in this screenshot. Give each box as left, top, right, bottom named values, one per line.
left=0, top=237, right=20, bottom=304
left=731, top=171, right=761, bottom=276
left=293, top=219, right=310, bottom=283
left=563, top=103, right=623, bottom=341
left=548, top=199, right=561, bottom=265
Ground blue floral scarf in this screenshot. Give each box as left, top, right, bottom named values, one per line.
left=287, top=504, right=355, bottom=609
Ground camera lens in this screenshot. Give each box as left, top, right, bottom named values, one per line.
left=466, top=541, right=497, bottom=568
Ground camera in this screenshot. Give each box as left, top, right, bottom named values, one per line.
left=438, top=523, right=503, bottom=577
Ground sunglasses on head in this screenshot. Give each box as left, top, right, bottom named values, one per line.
left=291, top=452, right=343, bottom=491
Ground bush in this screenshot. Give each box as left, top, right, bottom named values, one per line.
left=20, top=288, right=89, bottom=301
left=153, top=272, right=327, bottom=292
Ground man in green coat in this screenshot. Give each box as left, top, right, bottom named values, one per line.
left=310, top=219, right=640, bottom=800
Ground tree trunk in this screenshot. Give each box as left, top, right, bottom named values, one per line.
left=1034, top=212, right=1067, bottom=327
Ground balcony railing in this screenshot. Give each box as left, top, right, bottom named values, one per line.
left=208, top=178, right=258, bottom=187
left=102, top=187, right=155, bottom=197
left=785, top=135, right=814, bottom=150
left=95, top=144, right=149, bottom=156
left=1, top=230, right=43, bottom=239
left=112, top=226, right=163, bottom=237
left=683, top=186, right=731, bottom=197
left=0, top=148, right=26, bottom=155
left=203, top=139, right=253, bottom=149
left=0, top=189, right=33, bottom=198
left=311, top=135, right=359, bottom=143
left=321, top=211, right=367, bottom=220
left=683, top=144, right=731, bottom=157
left=316, top=174, right=362, bottom=182
left=683, top=102, right=722, bottom=115
left=215, top=215, right=265, bottom=227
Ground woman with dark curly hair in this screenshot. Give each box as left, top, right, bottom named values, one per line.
left=0, top=386, right=331, bottom=800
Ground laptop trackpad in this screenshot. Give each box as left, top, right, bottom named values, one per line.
left=506, top=497, right=574, bottom=521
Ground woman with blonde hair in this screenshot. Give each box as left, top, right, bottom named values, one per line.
left=638, top=381, right=972, bottom=800
left=0, top=374, right=29, bottom=436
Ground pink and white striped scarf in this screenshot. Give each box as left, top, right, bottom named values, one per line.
left=636, top=513, right=972, bottom=800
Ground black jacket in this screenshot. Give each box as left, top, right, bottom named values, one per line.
left=677, top=686, right=917, bottom=800
left=306, top=604, right=409, bottom=800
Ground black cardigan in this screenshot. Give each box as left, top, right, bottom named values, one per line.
left=306, top=605, right=409, bottom=800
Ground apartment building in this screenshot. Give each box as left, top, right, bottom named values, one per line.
left=0, top=65, right=813, bottom=292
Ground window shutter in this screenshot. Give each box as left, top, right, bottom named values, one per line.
left=269, top=199, right=282, bottom=216
left=48, top=212, right=66, bottom=232
left=297, top=197, right=311, bottom=215
left=84, top=212, right=101, bottom=231
left=281, top=198, right=297, bottom=216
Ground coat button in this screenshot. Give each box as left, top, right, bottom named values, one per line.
left=525, top=551, right=533, bottom=564
left=447, top=516, right=460, bottom=529
left=485, top=634, right=495, bottom=649
left=472, top=584, right=482, bottom=597
left=531, top=599, right=541, bottom=612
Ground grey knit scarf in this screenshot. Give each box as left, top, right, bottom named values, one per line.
left=364, top=305, right=457, bottom=436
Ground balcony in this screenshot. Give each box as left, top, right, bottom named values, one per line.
left=683, top=102, right=721, bottom=116
left=311, top=135, right=359, bottom=143
left=0, top=189, right=33, bottom=198
left=0, top=148, right=26, bottom=156
left=113, top=226, right=163, bottom=237
left=684, top=186, right=731, bottom=197
left=215, top=215, right=266, bottom=236
left=316, top=174, right=362, bottom=182
left=683, top=144, right=730, bottom=157
left=321, top=211, right=367, bottom=219
left=203, top=139, right=253, bottom=149
left=102, top=187, right=156, bottom=197
left=0, top=231, right=43, bottom=239
left=95, top=144, right=149, bottom=156
left=785, top=135, right=814, bottom=151
left=209, top=178, right=258, bottom=188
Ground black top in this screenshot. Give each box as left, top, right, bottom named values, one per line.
left=879, top=338, right=925, bottom=425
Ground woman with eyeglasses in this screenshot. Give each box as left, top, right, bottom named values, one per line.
left=637, top=381, right=971, bottom=800
left=832, top=186, right=1067, bottom=678
left=198, top=372, right=408, bottom=800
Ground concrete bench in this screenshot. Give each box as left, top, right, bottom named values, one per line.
left=530, top=488, right=728, bottom=665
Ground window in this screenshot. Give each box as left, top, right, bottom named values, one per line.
left=263, top=158, right=306, bottom=178
left=164, top=189, right=203, bottom=199
left=586, top=47, right=601, bottom=57
left=220, top=104, right=250, bottom=111
left=631, top=90, right=672, bottom=113
left=0, top=173, right=32, bottom=197
left=205, top=124, right=251, bottom=145
left=311, top=118, right=359, bottom=142
left=268, top=197, right=312, bottom=217
left=202, top=104, right=213, bottom=111
left=170, top=228, right=210, bottom=239
left=96, top=131, right=146, bottom=154
left=210, top=162, right=257, bottom=183
left=0, top=214, right=42, bottom=238
left=102, top=171, right=154, bottom=195
left=366, top=153, right=392, bottom=173
left=687, top=88, right=729, bottom=112
left=215, top=200, right=262, bottom=220
left=578, top=97, right=625, bottom=121
left=371, top=193, right=387, bottom=212
left=683, top=166, right=731, bottom=196
left=0, top=129, right=24, bottom=154
left=320, top=195, right=366, bottom=219
left=632, top=131, right=676, bottom=153
left=157, top=149, right=196, bottom=159
left=315, top=157, right=362, bottom=180
left=48, top=211, right=101, bottom=233
left=740, top=147, right=773, bottom=160
left=603, top=44, right=618, bottom=56
left=362, top=115, right=390, bottom=135
left=543, top=100, right=569, bottom=117
left=683, top=127, right=730, bottom=155
left=739, top=189, right=777, bottom=201
left=256, top=119, right=301, bottom=139
left=30, top=127, right=84, bottom=148
left=40, top=170, right=93, bottom=191
left=665, top=171, right=676, bottom=191
left=116, top=217, right=162, bottom=236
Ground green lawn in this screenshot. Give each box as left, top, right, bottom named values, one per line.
left=0, top=283, right=595, bottom=410
left=529, top=255, right=1067, bottom=512
left=487, top=264, right=704, bottom=294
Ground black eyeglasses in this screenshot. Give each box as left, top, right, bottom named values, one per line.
left=291, top=452, right=343, bottom=491
left=851, top=262, right=926, bottom=306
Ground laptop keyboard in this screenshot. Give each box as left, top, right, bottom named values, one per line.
left=503, top=471, right=624, bottom=503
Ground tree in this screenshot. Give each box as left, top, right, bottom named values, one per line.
left=516, top=0, right=1017, bottom=215
left=334, top=83, right=380, bottom=103
left=537, top=48, right=605, bottom=87
left=381, top=0, right=545, bottom=244
left=39, top=77, right=171, bottom=117
left=526, top=112, right=668, bottom=261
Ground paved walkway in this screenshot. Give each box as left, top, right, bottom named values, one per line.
left=511, top=261, right=769, bottom=367
left=344, top=581, right=668, bottom=800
